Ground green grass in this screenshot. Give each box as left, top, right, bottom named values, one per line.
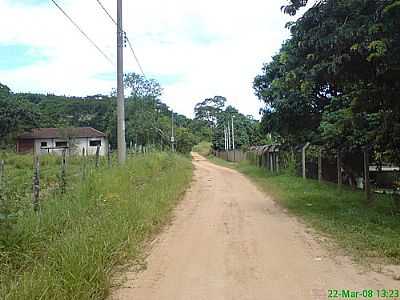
left=211, top=157, right=400, bottom=265
left=192, top=141, right=212, bottom=157
left=0, top=152, right=192, bottom=299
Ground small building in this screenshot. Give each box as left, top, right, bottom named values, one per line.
left=17, top=127, right=108, bottom=156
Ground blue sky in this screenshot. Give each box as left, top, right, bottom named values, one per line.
left=0, top=44, right=48, bottom=70
left=0, top=0, right=308, bottom=117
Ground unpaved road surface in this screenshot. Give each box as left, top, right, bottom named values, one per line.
left=112, top=153, right=397, bottom=300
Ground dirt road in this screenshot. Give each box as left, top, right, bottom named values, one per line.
left=112, top=153, right=397, bottom=300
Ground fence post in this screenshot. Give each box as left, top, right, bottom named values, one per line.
left=95, top=146, right=100, bottom=168
left=60, top=149, right=66, bottom=194
left=108, top=144, right=111, bottom=167
left=276, top=151, right=280, bottom=173
left=363, top=147, right=371, bottom=201
left=82, top=147, right=86, bottom=180
left=302, top=142, right=310, bottom=179
left=0, top=160, right=4, bottom=203
left=33, top=156, right=40, bottom=212
left=0, top=160, right=4, bottom=189
left=337, top=149, right=342, bottom=188
left=270, top=152, right=274, bottom=172
left=318, top=148, right=323, bottom=183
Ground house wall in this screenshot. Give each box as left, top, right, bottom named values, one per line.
left=17, top=139, right=34, bottom=153
left=32, top=137, right=108, bottom=156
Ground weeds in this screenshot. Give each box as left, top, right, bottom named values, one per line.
left=0, top=152, right=192, bottom=300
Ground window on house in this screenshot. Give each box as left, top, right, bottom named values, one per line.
left=40, top=142, right=48, bottom=148
left=55, top=141, right=68, bottom=148
left=89, top=140, right=101, bottom=147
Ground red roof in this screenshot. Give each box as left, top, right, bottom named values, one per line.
left=18, top=127, right=106, bottom=139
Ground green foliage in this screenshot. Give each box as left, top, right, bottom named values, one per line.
left=255, top=0, right=400, bottom=165
left=0, top=98, right=40, bottom=145
left=192, top=141, right=212, bottom=157
left=175, top=127, right=199, bottom=154
left=0, top=74, right=204, bottom=153
left=0, top=152, right=192, bottom=299
left=194, top=97, right=262, bottom=151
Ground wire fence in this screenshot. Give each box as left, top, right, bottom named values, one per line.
left=0, top=145, right=158, bottom=221
left=213, top=145, right=400, bottom=201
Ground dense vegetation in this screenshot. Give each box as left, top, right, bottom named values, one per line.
left=0, top=152, right=192, bottom=300
left=254, top=0, right=400, bottom=166
left=0, top=74, right=199, bottom=154
left=193, top=96, right=267, bottom=150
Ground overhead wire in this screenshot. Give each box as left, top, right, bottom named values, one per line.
left=50, top=0, right=114, bottom=65
left=95, top=0, right=146, bottom=78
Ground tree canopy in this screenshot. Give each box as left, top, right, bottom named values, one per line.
left=254, top=0, right=400, bottom=164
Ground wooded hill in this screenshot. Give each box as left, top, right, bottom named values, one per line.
left=0, top=74, right=200, bottom=153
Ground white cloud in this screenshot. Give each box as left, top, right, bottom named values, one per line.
left=0, top=0, right=304, bottom=118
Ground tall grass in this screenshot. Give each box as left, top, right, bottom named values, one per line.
left=0, top=152, right=192, bottom=299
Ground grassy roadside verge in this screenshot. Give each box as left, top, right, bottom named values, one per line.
left=208, top=156, right=400, bottom=265
left=0, top=152, right=192, bottom=300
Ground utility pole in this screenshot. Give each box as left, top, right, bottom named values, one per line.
left=224, top=126, right=227, bottom=151
left=171, top=111, right=175, bottom=152
left=117, top=0, right=126, bottom=163
left=227, top=122, right=231, bottom=150
left=231, top=116, right=235, bottom=150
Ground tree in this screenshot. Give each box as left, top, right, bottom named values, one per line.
left=255, top=0, right=400, bottom=165
left=0, top=83, right=11, bottom=99
left=194, top=96, right=227, bottom=128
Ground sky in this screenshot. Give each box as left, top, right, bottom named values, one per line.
left=0, top=0, right=307, bottom=118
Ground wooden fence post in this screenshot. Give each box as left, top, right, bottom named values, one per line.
left=33, top=156, right=40, bottom=212
left=0, top=160, right=4, bottom=189
left=302, top=142, right=310, bottom=179
left=108, top=144, right=111, bottom=167
left=82, top=147, right=86, bottom=180
left=60, top=150, right=66, bottom=194
left=363, top=147, right=371, bottom=202
left=318, top=148, right=323, bottom=183
left=0, top=160, right=4, bottom=203
left=276, top=152, right=280, bottom=173
left=337, top=149, right=342, bottom=188
left=95, top=146, right=100, bottom=168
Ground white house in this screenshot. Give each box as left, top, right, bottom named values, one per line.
left=17, top=127, right=108, bottom=156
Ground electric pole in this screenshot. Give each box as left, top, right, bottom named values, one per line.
left=117, top=0, right=126, bottom=163
left=231, top=116, right=235, bottom=150
left=224, top=126, right=227, bottom=151
left=171, top=111, right=175, bottom=152
left=227, top=122, right=231, bottom=150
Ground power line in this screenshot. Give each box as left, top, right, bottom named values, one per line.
left=50, top=0, right=113, bottom=65
left=96, top=0, right=117, bottom=26
left=95, top=0, right=146, bottom=78
left=126, top=37, right=146, bottom=78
